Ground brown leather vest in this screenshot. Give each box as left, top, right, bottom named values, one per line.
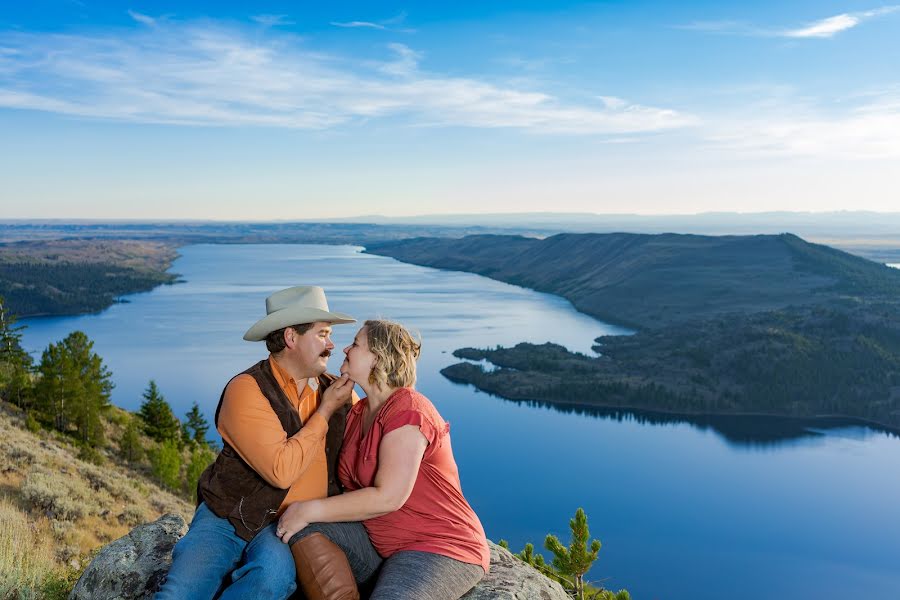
left=197, top=359, right=348, bottom=541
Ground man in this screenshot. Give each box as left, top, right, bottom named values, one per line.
left=156, top=285, right=357, bottom=599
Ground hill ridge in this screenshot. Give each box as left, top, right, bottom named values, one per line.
left=367, top=232, right=900, bottom=330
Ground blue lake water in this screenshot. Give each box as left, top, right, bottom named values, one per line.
left=20, top=245, right=900, bottom=600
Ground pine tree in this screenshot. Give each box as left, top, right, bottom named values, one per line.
left=35, top=340, right=72, bottom=432
left=544, top=508, right=602, bottom=600
left=65, top=331, right=113, bottom=446
left=517, top=543, right=548, bottom=570
left=34, top=331, right=112, bottom=446
left=138, top=380, right=182, bottom=443
left=0, top=296, right=33, bottom=410
left=515, top=542, right=568, bottom=587
left=119, top=415, right=144, bottom=463
left=183, top=402, right=210, bottom=445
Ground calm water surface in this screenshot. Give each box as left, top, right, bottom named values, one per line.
left=21, top=245, right=900, bottom=600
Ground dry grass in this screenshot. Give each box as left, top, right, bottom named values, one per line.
left=0, top=402, right=194, bottom=597
left=0, top=496, right=57, bottom=599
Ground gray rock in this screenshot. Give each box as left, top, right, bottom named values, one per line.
left=69, top=513, right=187, bottom=600
left=462, top=542, right=570, bottom=600
left=75, top=517, right=567, bottom=600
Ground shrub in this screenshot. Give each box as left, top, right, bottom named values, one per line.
left=150, top=439, right=182, bottom=490
left=25, top=412, right=41, bottom=433
left=50, top=519, right=74, bottom=541
left=4, top=443, right=37, bottom=467
left=40, top=561, right=83, bottom=600
left=183, top=443, right=216, bottom=501
left=593, top=590, right=631, bottom=600
left=79, top=463, right=137, bottom=504
left=20, top=469, right=94, bottom=521
left=118, top=505, right=145, bottom=527
left=77, top=444, right=106, bottom=466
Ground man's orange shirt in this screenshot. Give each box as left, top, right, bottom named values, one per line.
left=218, top=356, right=350, bottom=513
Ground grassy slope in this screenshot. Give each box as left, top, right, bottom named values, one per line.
left=0, top=402, right=192, bottom=597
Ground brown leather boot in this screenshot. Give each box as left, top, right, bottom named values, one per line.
left=290, top=533, right=360, bottom=600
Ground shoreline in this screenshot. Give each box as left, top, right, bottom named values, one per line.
left=1, top=239, right=183, bottom=319
left=443, top=365, right=900, bottom=436
left=9, top=238, right=900, bottom=436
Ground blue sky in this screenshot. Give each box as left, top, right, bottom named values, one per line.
left=1, top=1, right=898, bottom=219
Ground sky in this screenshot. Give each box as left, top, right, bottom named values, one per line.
left=1, top=1, right=898, bottom=219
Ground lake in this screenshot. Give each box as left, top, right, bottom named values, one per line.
left=21, top=245, right=900, bottom=600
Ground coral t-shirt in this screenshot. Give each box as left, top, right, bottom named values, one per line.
left=337, top=388, right=490, bottom=572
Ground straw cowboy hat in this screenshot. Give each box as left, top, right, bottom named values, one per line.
left=243, top=285, right=355, bottom=342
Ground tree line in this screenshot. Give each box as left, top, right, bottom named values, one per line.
left=0, top=261, right=176, bottom=318
left=0, top=295, right=215, bottom=500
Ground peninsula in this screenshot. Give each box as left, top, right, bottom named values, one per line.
left=366, top=233, right=900, bottom=429
left=0, top=240, right=180, bottom=318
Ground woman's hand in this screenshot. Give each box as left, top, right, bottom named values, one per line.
left=276, top=501, right=312, bottom=544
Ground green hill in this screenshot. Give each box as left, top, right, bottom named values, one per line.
left=367, top=232, right=900, bottom=329
left=368, top=232, right=900, bottom=429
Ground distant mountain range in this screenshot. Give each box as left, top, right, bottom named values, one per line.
left=6, top=211, right=900, bottom=237
left=322, top=210, right=900, bottom=239
left=5, top=212, right=898, bottom=262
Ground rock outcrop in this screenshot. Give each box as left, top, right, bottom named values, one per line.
left=461, top=542, right=569, bottom=600
left=70, top=513, right=187, bottom=600
left=73, top=514, right=569, bottom=600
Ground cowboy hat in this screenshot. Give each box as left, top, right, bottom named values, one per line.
left=243, top=286, right=355, bottom=342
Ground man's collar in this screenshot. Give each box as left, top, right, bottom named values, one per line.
left=269, top=355, right=316, bottom=394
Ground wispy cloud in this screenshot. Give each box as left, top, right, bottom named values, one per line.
left=379, top=43, right=421, bottom=76
left=381, top=11, right=409, bottom=26
left=0, top=21, right=692, bottom=135
left=782, top=13, right=860, bottom=38
left=674, top=20, right=750, bottom=34
left=707, top=91, right=900, bottom=159
left=677, top=6, right=900, bottom=38
left=783, top=6, right=899, bottom=38
left=127, top=10, right=156, bottom=27
left=331, top=11, right=415, bottom=33
left=251, top=14, right=295, bottom=28
left=331, top=21, right=386, bottom=30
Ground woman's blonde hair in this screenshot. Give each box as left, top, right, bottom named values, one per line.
left=364, top=319, right=421, bottom=389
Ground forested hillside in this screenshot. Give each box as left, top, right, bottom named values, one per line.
left=369, top=233, right=900, bottom=429
left=367, top=232, right=900, bottom=329
left=0, top=240, right=179, bottom=317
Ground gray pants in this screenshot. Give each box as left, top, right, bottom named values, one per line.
left=293, top=522, right=484, bottom=600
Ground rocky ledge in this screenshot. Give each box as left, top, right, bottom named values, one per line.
left=72, top=514, right=569, bottom=600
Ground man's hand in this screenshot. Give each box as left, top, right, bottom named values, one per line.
left=276, top=501, right=312, bottom=544
left=317, top=373, right=354, bottom=421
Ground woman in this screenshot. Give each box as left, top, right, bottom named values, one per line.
left=276, top=319, right=489, bottom=600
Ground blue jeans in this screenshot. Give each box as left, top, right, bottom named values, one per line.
left=155, top=502, right=297, bottom=600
